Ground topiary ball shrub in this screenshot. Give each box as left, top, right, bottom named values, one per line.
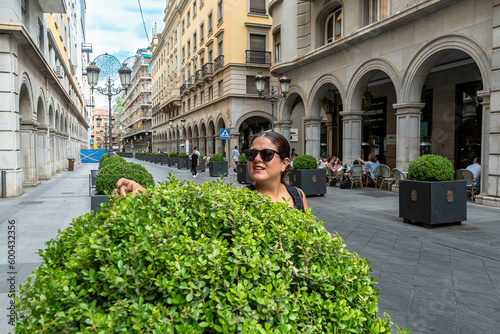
left=99, top=153, right=108, bottom=165
left=292, top=154, right=318, bottom=169
left=15, top=178, right=400, bottom=333
left=95, top=162, right=155, bottom=195
left=407, top=154, right=455, bottom=181
left=211, top=153, right=224, bottom=162
left=179, top=152, right=188, bottom=158
left=162, top=153, right=169, bottom=157
left=101, top=154, right=126, bottom=168
left=238, top=153, right=247, bottom=164
left=169, top=152, right=177, bottom=158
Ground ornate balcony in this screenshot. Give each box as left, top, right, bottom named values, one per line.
left=214, top=55, right=224, bottom=72
left=246, top=50, right=271, bottom=65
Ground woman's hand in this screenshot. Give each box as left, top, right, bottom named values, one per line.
left=116, top=178, right=146, bottom=196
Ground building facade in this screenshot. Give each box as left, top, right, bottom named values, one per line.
left=151, top=0, right=277, bottom=163
left=122, top=48, right=153, bottom=153
left=0, top=0, right=91, bottom=197
left=269, top=0, right=500, bottom=207
left=91, top=108, right=117, bottom=150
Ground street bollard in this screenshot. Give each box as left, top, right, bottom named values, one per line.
left=1, top=170, right=6, bottom=198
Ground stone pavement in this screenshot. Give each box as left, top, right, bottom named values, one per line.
left=1, top=158, right=499, bottom=333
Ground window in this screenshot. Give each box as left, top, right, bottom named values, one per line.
left=217, top=1, right=223, bottom=24
left=193, top=32, right=197, bottom=51
left=217, top=40, right=223, bottom=56
left=182, top=19, right=185, bottom=34
left=200, top=0, right=204, bottom=7
left=249, top=0, right=266, bottom=15
left=370, top=0, right=388, bottom=23
left=208, top=86, right=213, bottom=101
left=201, top=91, right=205, bottom=104
left=187, top=11, right=191, bottom=26
left=246, top=75, right=268, bottom=94
left=218, top=80, right=223, bottom=97
left=188, top=98, right=191, bottom=111
left=208, top=12, right=213, bottom=34
left=200, top=22, right=205, bottom=43
left=325, top=8, right=342, bottom=44
left=182, top=47, right=185, bottom=61
left=187, top=40, right=191, bottom=56
left=208, top=49, right=213, bottom=63
left=194, top=95, right=197, bottom=108
left=193, top=1, right=197, bottom=17
left=274, top=30, right=281, bottom=63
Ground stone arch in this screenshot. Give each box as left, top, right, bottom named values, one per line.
left=281, top=84, right=308, bottom=121
left=346, top=58, right=401, bottom=111
left=36, top=89, right=47, bottom=126
left=307, top=73, right=346, bottom=118
left=48, top=101, right=55, bottom=129
left=403, top=34, right=491, bottom=103
left=19, top=74, right=34, bottom=122
left=234, top=111, right=272, bottom=132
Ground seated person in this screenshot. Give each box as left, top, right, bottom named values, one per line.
left=343, top=159, right=361, bottom=179
left=205, top=153, right=212, bottom=168
left=318, top=157, right=327, bottom=169
left=359, top=154, right=380, bottom=185
left=466, top=157, right=481, bottom=188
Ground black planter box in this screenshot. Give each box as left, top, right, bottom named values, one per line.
left=154, top=156, right=161, bottom=164
left=289, top=169, right=326, bottom=196
left=168, top=157, right=175, bottom=167
left=399, top=179, right=467, bottom=227
left=90, top=189, right=110, bottom=213
left=237, top=164, right=254, bottom=184
left=198, top=159, right=206, bottom=172
left=209, top=161, right=228, bottom=177
left=161, top=157, right=168, bottom=165
left=177, top=158, right=188, bottom=169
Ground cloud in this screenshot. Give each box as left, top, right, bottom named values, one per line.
left=86, top=0, right=164, bottom=109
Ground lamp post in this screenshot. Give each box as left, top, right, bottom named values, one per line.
left=169, top=119, right=186, bottom=153
left=86, top=54, right=132, bottom=155
left=255, top=74, right=291, bottom=132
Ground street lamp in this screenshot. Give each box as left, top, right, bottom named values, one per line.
left=169, top=118, right=186, bottom=153
left=86, top=54, right=132, bottom=155
left=255, top=74, right=291, bottom=132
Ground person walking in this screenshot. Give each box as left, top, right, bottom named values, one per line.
left=191, top=146, right=200, bottom=177
left=232, top=145, right=240, bottom=172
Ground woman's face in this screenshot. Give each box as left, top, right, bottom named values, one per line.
left=248, top=136, right=289, bottom=184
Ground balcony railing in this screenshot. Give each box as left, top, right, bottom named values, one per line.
left=180, top=83, right=187, bottom=94
left=202, top=63, right=213, bottom=78
left=249, top=7, right=266, bottom=15
left=214, top=55, right=224, bottom=72
left=195, top=69, right=203, bottom=83
left=246, top=50, right=271, bottom=64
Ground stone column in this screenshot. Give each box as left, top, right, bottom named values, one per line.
left=207, top=136, right=214, bottom=156
left=393, top=103, right=424, bottom=171
left=340, top=110, right=363, bottom=164
left=230, top=131, right=240, bottom=167
left=20, top=121, right=40, bottom=187
left=37, top=125, right=51, bottom=180
left=304, top=116, right=322, bottom=158
left=326, top=122, right=335, bottom=156
left=276, top=120, right=293, bottom=146
left=50, top=129, right=56, bottom=175
left=199, top=136, right=206, bottom=156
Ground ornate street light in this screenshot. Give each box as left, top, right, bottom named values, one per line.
left=169, top=119, right=186, bottom=153
left=86, top=53, right=133, bottom=155
left=255, top=74, right=291, bottom=132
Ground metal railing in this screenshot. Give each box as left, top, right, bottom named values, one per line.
left=180, top=83, right=187, bottom=94
left=214, top=55, right=224, bottom=72
left=195, top=69, right=203, bottom=83
left=202, top=62, right=213, bottom=78
left=246, top=50, right=272, bottom=64
left=249, top=7, right=266, bottom=14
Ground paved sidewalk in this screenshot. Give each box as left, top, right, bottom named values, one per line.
left=1, top=158, right=499, bottom=333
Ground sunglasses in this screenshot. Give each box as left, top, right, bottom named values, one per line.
left=244, top=149, right=283, bottom=162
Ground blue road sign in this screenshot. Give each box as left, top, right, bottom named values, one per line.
left=220, top=128, right=230, bottom=140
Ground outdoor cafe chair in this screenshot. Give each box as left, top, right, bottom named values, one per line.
left=391, top=168, right=407, bottom=196
left=349, top=164, right=364, bottom=189
left=365, top=164, right=382, bottom=188
left=459, top=168, right=479, bottom=202
left=378, top=164, right=396, bottom=190
left=326, top=166, right=343, bottom=186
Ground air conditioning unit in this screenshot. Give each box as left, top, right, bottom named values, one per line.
left=55, top=65, right=64, bottom=79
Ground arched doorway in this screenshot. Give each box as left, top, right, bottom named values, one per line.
left=237, top=115, right=270, bottom=151
left=19, top=81, right=40, bottom=187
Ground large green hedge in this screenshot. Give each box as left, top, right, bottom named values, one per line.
left=211, top=153, right=224, bottom=162
left=15, top=178, right=402, bottom=333
left=407, top=154, right=455, bottom=181
left=95, top=162, right=154, bottom=195
left=101, top=154, right=126, bottom=168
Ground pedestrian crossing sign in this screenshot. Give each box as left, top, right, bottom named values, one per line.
left=220, top=128, right=230, bottom=139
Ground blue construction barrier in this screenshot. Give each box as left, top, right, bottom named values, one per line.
left=80, top=149, right=108, bottom=163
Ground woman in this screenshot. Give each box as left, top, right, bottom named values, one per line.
left=117, top=132, right=308, bottom=212
left=245, top=132, right=308, bottom=212
left=190, top=146, right=200, bottom=177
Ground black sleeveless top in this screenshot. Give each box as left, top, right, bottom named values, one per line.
left=246, top=183, right=305, bottom=212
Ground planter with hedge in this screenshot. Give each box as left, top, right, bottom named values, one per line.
left=209, top=153, right=228, bottom=177
left=161, top=153, right=169, bottom=165
left=15, top=178, right=403, bottom=333
left=91, top=161, right=154, bottom=213
left=399, top=154, right=466, bottom=227
left=177, top=152, right=188, bottom=169
left=289, top=154, right=326, bottom=196
left=168, top=152, right=177, bottom=167
left=237, top=153, right=254, bottom=184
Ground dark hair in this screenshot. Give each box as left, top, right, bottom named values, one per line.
left=475, top=157, right=481, bottom=164
left=368, top=154, right=377, bottom=162
left=249, top=132, right=291, bottom=183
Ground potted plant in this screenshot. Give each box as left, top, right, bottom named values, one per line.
left=161, top=152, right=169, bottom=165
left=289, top=154, right=326, bottom=196
left=91, top=160, right=154, bottom=213
left=237, top=153, right=254, bottom=184
left=209, top=153, right=228, bottom=177
left=168, top=152, right=177, bottom=167
left=399, top=154, right=466, bottom=227
left=177, top=152, right=188, bottom=169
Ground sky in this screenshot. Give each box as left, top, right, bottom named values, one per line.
left=86, top=0, right=165, bottom=109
